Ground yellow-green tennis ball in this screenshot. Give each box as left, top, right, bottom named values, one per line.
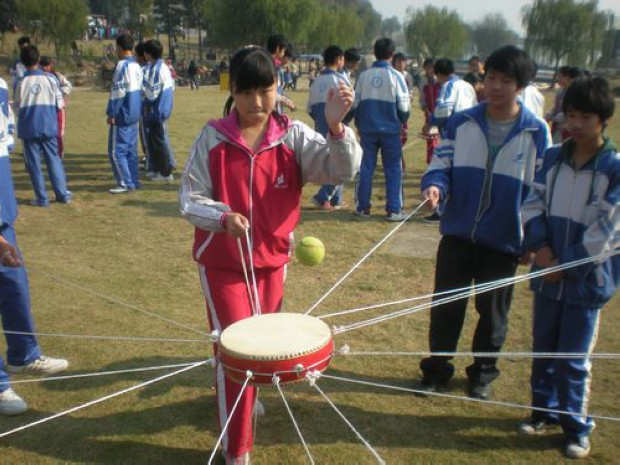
left=295, top=236, right=325, bottom=266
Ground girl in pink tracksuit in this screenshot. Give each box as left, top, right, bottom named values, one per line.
left=179, top=46, right=361, bottom=465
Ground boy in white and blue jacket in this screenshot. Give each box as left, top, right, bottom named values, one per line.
left=418, top=46, right=550, bottom=400
left=106, top=34, right=143, bottom=194
left=142, top=39, right=176, bottom=182
left=354, top=37, right=410, bottom=221
left=519, top=76, right=618, bottom=460
left=15, top=46, right=71, bottom=206
left=308, top=45, right=352, bottom=209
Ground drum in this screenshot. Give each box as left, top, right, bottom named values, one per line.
left=218, top=313, right=334, bottom=385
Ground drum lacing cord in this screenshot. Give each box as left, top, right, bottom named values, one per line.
left=272, top=375, right=315, bottom=464
left=309, top=379, right=386, bottom=464
left=304, top=199, right=429, bottom=316
left=207, top=370, right=253, bottom=465
left=236, top=228, right=262, bottom=316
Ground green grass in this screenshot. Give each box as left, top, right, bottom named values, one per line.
left=0, top=82, right=618, bottom=464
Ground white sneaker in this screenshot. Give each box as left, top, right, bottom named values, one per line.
left=152, top=174, right=174, bottom=182
left=146, top=171, right=157, bottom=179
left=565, top=436, right=591, bottom=459
left=109, top=186, right=129, bottom=194
left=385, top=212, right=406, bottom=222
left=0, top=388, right=28, bottom=415
left=7, top=356, right=69, bottom=375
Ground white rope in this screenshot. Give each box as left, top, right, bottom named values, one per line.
left=339, top=350, right=620, bottom=360
left=237, top=237, right=258, bottom=316
left=0, top=361, right=207, bottom=385
left=207, top=371, right=253, bottom=465
left=273, top=376, right=315, bottom=465
left=311, top=382, right=386, bottom=464
left=305, top=199, right=429, bottom=316
left=29, top=266, right=210, bottom=336
left=0, top=360, right=209, bottom=439
left=1, top=330, right=211, bottom=343
left=245, top=228, right=262, bottom=315
left=335, top=252, right=615, bottom=334
left=320, top=373, right=620, bottom=422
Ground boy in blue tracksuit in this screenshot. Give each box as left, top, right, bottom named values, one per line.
left=15, top=45, right=71, bottom=207
left=142, top=39, right=176, bottom=182
left=0, top=76, right=68, bottom=415
left=106, top=34, right=143, bottom=194
left=418, top=46, right=550, bottom=400
left=354, top=37, right=410, bottom=221
left=309, top=45, right=352, bottom=209
left=519, top=76, right=618, bottom=460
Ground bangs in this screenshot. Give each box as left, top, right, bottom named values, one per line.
left=230, top=48, right=276, bottom=92
left=563, top=77, right=615, bottom=121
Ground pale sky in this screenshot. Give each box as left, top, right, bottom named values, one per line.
left=370, top=0, right=620, bottom=36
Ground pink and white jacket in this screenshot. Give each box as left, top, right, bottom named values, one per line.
left=180, top=111, right=362, bottom=271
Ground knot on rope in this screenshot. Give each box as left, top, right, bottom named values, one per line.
left=209, top=330, right=220, bottom=341
left=331, top=325, right=345, bottom=335
left=336, top=344, right=351, bottom=356
left=208, top=358, right=217, bottom=367
left=305, top=370, right=322, bottom=386
left=271, top=374, right=281, bottom=386
left=245, top=370, right=253, bottom=379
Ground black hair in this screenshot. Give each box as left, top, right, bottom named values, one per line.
left=374, top=37, right=395, bottom=61
left=144, top=39, right=163, bottom=60
left=266, top=34, right=288, bottom=54
left=344, top=47, right=361, bottom=63
left=562, top=76, right=615, bottom=122
left=323, top=45, right=343, bottom=66
left=567, top=66, right=583, bottom=79
left=20, top=45, right=40, bottom=68
left=434, top=58, right=454, bottom=76
left=463, top=72, right=483, bottom=85
left=392, top=52, right=406, bottom=67
left=39, top=56, right=52, bottom=68
left=484, top=45, right=532, bottom=89
left=558, top=65, right=571, bottom=77
left=116, top=34, right=134, bottom=51
left=134, top=42, right=145, bottom=58
left=469, top=55, right=481, bottom=63
left=530, top=59, right=538, bottom=81
left=17, top=36, right=31, bottom=47
left=223, top=46, right=279, bottom=118
left=422, top=58, right=434, bottom=68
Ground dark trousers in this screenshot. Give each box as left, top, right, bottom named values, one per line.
left=420, top=236, right=519, bottom=385
left=146, top=120, right=176, bottom=176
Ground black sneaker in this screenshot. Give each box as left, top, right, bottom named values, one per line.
left=518, top=418, right=560, bottom=435
left=413, top=379, right=448, bottom=397
left=423, top=212, right=441, bottom=223
left=468, top=382, right=491, bottom=400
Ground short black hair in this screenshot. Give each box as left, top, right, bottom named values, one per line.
left=344, top=47, right=361, bottom=63
left=484, top=45, right=532, bottom=89
left=39, top=56, right=52, bottom=68
left=422, top=58, right=434, bottom=68
left=469, top=55, right=481, bottom=63
left=434, top=58, right=454, bottom=76
left=463, top=72, right=483, bottom=85
left=323, top=45, right=343, bottom=66
left=135, top=42, right=145, bottom=58
left=266, top=34, right=288, bottom=54
left=563, top=76, right=615, bottom=122
left=392, top=52, right=406, bottom=66
left=116, top=34, right=134, bottom=51
left=229, top=46, right=276, bottom=93
left=17, top=36, right=31, bottom=47
left=20, top=45, right=40, bottom=67
left=144, top=39, right=163, bottom=60
left=374, top=37, right=395, bottom=61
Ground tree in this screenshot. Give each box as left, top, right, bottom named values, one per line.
left=404, top=5, right=469, bottom=58
left=523, top=0, right=612, bottom=73
left=470, top=13, right=519, bottom=58
left=0, top=0, right=18, bottom=52
left=381, top=16, right=401, bottom=38
left=18, top=0, right=88, bottom=58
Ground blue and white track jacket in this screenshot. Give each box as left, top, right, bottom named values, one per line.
left=0, top=77, right=17, bottom=229
left=106, top=56, right=143, bottom=126
left=15, top=69, right=63, bottom=140
left=143, top=58, right=174, bottom=123
left=421, top=103, right=551, bottom=256
left=430, top=75, right=477, bottom=136
left=307, top=69, right=352, bottom=136
left=354, top=61, right=410, bottom=135
left=522, top=138, right=619, bottom=307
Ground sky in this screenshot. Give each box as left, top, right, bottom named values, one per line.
left=369, top=0, right=620, bottom=36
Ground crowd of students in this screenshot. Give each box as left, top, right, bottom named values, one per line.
left=1, top=31, right=617, bottom=464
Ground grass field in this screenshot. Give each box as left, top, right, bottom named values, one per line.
left=0, top=81, right=618, bottom=464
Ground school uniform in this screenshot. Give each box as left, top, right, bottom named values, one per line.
left=521, top=138, right=618, bottom=439
left=354, top=61, right=410, bottom=214
left=420, top=103, right=550, bottom=386
left=106, top=56, right=143, bottom=190
left=15, top=70, right=71, bottom=205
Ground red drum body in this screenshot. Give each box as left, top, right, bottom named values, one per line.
left=218, top=313, right=334, bottom=386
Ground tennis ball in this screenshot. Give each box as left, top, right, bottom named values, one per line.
left=295, top=236, right=325, bottom=266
